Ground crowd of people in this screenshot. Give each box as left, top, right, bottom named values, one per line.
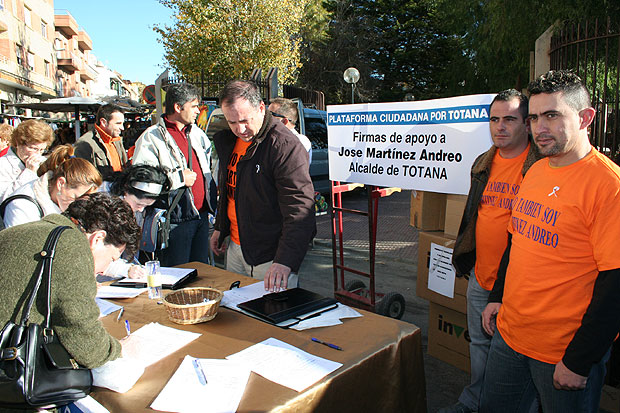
left=0, top=70, right=616, bottom=413
left=0, top=80, right=317, bottom=404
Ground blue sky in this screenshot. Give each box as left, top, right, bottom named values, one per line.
left=54, top=0, right=174, bottom=85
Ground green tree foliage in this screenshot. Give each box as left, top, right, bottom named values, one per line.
left=436, top=0, right=620, bottom=93
left=154, top=0, right=308, bottom=83
left=297, top=0, right=463, bottom=104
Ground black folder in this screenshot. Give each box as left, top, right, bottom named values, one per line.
left=110, top=268, right=197, bottom=290
left=238, top=288, right=338, bottom=325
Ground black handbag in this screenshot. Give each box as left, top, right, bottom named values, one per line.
left=0, top=225, right=92, bottom=409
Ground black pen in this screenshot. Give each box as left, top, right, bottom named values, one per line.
left=311, top=337, right=343, bottom=351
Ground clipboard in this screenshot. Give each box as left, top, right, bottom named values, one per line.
left=238, top=288, right=338, bottom=325
left=110, top=268, right=197, bottom=290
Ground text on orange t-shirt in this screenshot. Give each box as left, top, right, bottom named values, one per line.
left=475, top=144, right=529, bottom=290
left=497, top=148, right=620, bottom=364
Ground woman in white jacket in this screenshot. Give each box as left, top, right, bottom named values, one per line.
left=0, top=120, right=54, bottom=201
left=3, top=144, right=102, bottom=227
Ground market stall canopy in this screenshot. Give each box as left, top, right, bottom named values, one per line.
left=9, top=96, right=144, bottom=141
left=10, top=96, right=102, bottom=113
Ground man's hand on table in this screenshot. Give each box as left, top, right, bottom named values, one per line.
left=264, top=263, right=291, bottom=292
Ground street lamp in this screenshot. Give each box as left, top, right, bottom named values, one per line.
left=343, top=67, right=360, bottom=104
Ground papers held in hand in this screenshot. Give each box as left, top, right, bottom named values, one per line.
left=111, top=267, right=197, bottom=290
left=238, top=288, right=338, bottom=325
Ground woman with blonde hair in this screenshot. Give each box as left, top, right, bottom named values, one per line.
left=2, top=144, right=102, bottom=227
left=0, top=119, right=54, bottom=201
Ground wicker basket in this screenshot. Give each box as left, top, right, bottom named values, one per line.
left=163, top=287, right=223, bottom=325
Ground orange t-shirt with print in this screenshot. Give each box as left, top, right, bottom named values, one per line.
left=475, top=144, right=529, bottom=290
left=497, top=148, right=620, bottom=364
left=226, top=138, right=252, bottom=245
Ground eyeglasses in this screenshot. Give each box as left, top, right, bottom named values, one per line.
left=270, top=111, right=286, bottom=119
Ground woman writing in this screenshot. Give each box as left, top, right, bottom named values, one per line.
left=3, top=144, right=101, bottom=228
left=101, top=164, right=170, bottom=278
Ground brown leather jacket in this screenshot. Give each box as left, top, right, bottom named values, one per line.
left=213, top=110, right=316, bottom=272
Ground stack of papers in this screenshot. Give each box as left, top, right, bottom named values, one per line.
left=95, top=298, right=122, bottom=318
left=152, top=337, right=342, bottom=411
left=122, top=323, right=201, bottom=368
left=115, top=267, right=196, bottom=288
left=96, top=285, right=148, bottom=299
left=226, top=338, right=342, bottom=392
left=151, top=356, right=251, bottom=413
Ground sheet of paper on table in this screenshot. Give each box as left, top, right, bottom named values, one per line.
left=220, top=281, right=266, bottom=310
left=287, top=303, right=362, bottom=331
left=96, top=298, right=123, bottom=318
left=221, top=283, right=363, bottom=330
left=96, top=285, right=148, bottom=299
left=151, top=355, right=251, bottom=413
left=121, top=323, right=201, bottom=368
left=115, top=266, right=195, bottom=286
left=226, top=337, right=342, bottom=392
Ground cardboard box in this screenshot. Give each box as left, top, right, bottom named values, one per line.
left=410, top=191, right=446, bottom=231
left=428, top=302, right=470, bottom=373
left=444, top=194, right=467, bottom=238
left=417, top=231, right=468, bottom=313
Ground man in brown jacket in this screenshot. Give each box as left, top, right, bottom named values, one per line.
left=209, top=81, right=316, bottom=292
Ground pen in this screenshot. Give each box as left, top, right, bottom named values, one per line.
left=192, top=358, right=208, bottom=385
left=116, top=307, right=124, bottom=322
left=124, top=320, right=131, bottom=337
left=311, top=337, right=343, bottom=351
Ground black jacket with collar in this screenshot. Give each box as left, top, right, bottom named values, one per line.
left=452, top=143, right=542, bottom=275
left=213, top=110, right=316, bottom=272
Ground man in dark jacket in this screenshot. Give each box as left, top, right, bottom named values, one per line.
left=209, top=80, right=316, bottom=292
left=74, top=104, right=127, bottom=179
left=440, top=89, right=542, bottom=413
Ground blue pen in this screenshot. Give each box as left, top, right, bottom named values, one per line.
left=124, top=320, right=131, bottom=337
left=192, top=358, right=207, bottom=385
left=311, top=337, right=343, bottom=351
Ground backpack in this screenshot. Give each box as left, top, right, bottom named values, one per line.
left=0, top=194, right=43, bottom=230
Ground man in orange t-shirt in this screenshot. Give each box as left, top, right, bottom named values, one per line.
left=481, top=70, right=620, bottom=413
left=442, top=90, right=541, bottom=413
left=75, top=104, right=127, bottom=179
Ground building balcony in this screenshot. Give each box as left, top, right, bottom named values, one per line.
left=56, top=51, right=78, bottom=73
left=78, top=31, right=92, bottom=51
left=0, top=12, right=8, bottom=33
left=54, top=12, right=78, bottom=38
left=0, top=55, right=57, bottom=96
left=79, top=65, right=96, bottom=81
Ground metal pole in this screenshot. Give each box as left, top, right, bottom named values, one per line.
left=351, top=84, right=354, bottom=104
left=74, top=106, right=80, bottom=141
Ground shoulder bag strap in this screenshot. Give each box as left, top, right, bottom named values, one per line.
left=18, top=226, right=70, bottom=327
left=185, top=125, right=193, bottom=171
left=0, top=194, right=44, bottom=220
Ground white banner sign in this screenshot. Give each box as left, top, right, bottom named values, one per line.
left=327, top=94, right=495, bottom=195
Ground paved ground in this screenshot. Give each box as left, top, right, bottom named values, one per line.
left=302, top=188, right=469, bottom=412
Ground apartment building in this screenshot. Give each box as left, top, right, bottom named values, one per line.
left=0, top=0, right=57, bottom=108
left=54, top=9, right=95, bottom=98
